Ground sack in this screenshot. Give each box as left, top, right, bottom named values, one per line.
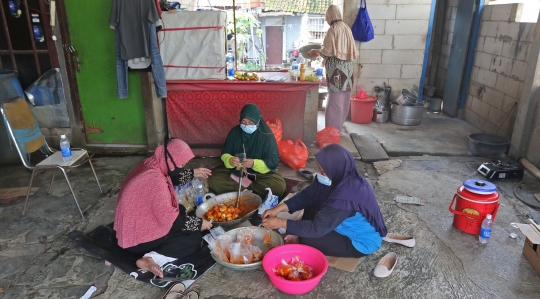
left=266, top=118, right=283, bottom=143
left=278, top=139, right=309, bottom=170
left=351, top=0, right=374, bottom=42
left=316, top=126, right=340, bottom=148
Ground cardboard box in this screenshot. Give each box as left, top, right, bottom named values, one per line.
left=517, top=223, right=540, bottom=275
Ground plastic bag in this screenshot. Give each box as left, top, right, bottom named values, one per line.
left=229, top=242, right=254, bottom=264
left=236, top=227, right=255, bottom=245
left=351, top=0, right=374, bottom=42
left=278, top=139, right=309, bottom=170
left=258, top=187, right=279, bottom=215
left=265, top=118, right=283, bottom=143
left=316, top=126, right=340, bottom=149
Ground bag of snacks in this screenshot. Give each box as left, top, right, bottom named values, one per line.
left=236, top=227, right=255, bottom=245
left=228, top=242, right=254, bottom=264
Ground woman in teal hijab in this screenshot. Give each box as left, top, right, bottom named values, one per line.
left=208, top=103, right=286, bottom=199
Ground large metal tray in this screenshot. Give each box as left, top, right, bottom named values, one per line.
left=195, top=191, right=262, bottom=227
left=211, top=227, right=284, bottom=271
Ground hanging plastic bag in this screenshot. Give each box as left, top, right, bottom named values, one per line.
left=278, top=139, right=309, bottom=170
left=316, top=126, right=340, bottom=149
left=258, top=187, right=279, bottom=215
left=351, top=0, right=374, bottom=42
left=265, top=118, right=283, bottom=143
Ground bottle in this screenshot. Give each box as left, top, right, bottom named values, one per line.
left=291, top=58, right=299, bottom=81
left=479, top=214, right=493, bottom=244
left=299, top=63, right=305, bottom=81
left=195, top=183, right=204, bottom=206
left=316, top=67, right=323, bottom=81
left=226, top=47, right=235, bottom=80
left=59, top=134, right=72, bottom=163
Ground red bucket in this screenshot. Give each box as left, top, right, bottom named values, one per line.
left=448, top=186, right=500, bottom=235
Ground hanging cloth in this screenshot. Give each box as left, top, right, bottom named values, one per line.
left=351, top=0, right=374, bottom=42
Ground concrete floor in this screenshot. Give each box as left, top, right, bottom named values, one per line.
left=1, top=110, right=539, bottom=298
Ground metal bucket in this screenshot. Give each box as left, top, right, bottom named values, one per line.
left=372, top=109, right=389, bottom=123
left=390, top=104, right=423, bottom=126
left=429, top=98, right=442, bottom=111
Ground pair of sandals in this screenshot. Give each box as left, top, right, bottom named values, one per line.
left=161, top=283, right=199, bottom=299
left=299, top=168, right=315, bottom=181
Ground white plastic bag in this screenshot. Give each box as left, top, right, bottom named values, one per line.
left=258, top=187, right=279, bottom=215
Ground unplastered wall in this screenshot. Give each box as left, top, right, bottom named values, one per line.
left=343, top=0, right=434, bottom=100
left=464, top=4, right=536, bottom=140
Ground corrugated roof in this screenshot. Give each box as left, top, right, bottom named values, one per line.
left=263, top=0, right=331, bottom=14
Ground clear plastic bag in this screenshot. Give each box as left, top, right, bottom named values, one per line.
left=228, top=242, right=254, bottom=264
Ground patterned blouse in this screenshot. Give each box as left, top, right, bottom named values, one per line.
left=321, top=54, right=355, bottom=93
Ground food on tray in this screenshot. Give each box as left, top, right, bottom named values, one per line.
left=234, top=72, right=259, bottom=81
left=205, top=204, right=242, bottom=222
left=210, top=227, right=278, bottom=265
left=274, top=256, right=314, bottom=281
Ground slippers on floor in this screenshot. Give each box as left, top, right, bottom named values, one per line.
left=299, top=168, right=315, bottom=180
left=382, top=233, right=416, bottom=248
left=162, top=283, right=199, bottom=299
left=373, top=252, right=398, bottom=278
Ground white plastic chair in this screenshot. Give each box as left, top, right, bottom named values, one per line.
left=1, top=96, right=102, bottom=218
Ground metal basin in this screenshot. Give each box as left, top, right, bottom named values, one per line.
left=211, top=227, right=284, bottom=271
left=195, top=191, right=262, bottom=227
left=390, top=104, right=424, bottom=126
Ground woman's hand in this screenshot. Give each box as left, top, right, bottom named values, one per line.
left=201, top=219, right=213, bottom=231
left=309, top=49, right=320, bottom=58
left=229, top=156, right=241, bottom=168
left=262, top=217, right=287, bottom=230
left=194, top=168, right=212, bottom=179
left=262, top=204, right=289, bottom=219
left=241, top=158, right=255, bottom=169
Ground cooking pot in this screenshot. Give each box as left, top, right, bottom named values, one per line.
left=195, top=190, right=262, bottom=227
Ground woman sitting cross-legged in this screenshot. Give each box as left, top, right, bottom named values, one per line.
left=262, top=144, right=387, bottom=257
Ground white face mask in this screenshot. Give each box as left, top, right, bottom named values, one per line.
left=240, top=124, right=257, bottom=134
left=317, top=173, right=332, bottom=186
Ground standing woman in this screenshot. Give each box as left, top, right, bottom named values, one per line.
left=309, top=5, right=358, bottom=133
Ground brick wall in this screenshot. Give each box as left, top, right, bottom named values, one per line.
left=464, top=4, right=535, bottom=140
left=343, top=0, right=434, bottom=100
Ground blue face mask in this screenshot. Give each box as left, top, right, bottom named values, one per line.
left=240, top=124, right=257, bottom=134
left=317, top=173, right=332, bottom=186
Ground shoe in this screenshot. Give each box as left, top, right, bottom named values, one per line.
left=373, top=252, right=397, bottom=278
left=382, top=233, right=416, bottom=248
left=299, top=168, right=314, bottom=180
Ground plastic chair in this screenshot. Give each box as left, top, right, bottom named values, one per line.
left=1, top=96, right=102, bottom=218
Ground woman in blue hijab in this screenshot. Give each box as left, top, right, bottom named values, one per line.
left=262, top=144, right=387, bottom=257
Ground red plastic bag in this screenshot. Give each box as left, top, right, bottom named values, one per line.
left=316, top=126, right=340, bottom=148
left=266, top=118, right=283, bottom=143
left=278, top=139, right=308, bottom=170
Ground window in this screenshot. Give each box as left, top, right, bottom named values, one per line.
left=307, top=15, right=328, bottom=43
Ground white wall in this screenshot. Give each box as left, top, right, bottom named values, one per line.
left=344, top=0, right=434, bottom=99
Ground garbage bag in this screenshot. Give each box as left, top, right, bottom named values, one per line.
left=278, top=139, right=308, bottom=170
left=265, top=118, right=282, bottom=143
left=25, top=68, right=69, bottom=128
left=316, top=126, right=340, bottom=149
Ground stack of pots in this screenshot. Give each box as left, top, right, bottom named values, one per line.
left=448, top=179, right=500, bottom=235
left=391, top=89, right=424, bottom=126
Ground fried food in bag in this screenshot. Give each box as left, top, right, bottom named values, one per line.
left=237, top=227, right=255, bottom=245
left=228, top=242, right=254, bottom=264
left=273, top=255, right=314, bottom=281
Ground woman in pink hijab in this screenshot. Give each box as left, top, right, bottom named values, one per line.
left=309, top=5, right=358, bottom=134
left=114, top=139, right=212, bottom=278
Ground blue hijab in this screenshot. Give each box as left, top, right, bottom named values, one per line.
left=314, top=144, right=387, bottom=237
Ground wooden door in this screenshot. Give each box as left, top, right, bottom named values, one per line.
left=266, top=26, right=282, bottom=65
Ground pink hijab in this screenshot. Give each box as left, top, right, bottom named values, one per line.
left=114, top=139, right=195, bottom=248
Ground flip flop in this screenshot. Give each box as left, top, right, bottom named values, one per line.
left=162, top=282, right=186, bottom=299
left=299, top=168, right=315, bottom=180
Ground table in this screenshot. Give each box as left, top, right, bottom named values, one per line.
left=166, top=72, right=321, bottom=156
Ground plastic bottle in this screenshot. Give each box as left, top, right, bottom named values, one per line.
left=195, top=183, right=204, bottom=206
left=226, top=47, right=235, bottom=80
left=291, top=58, right=299, bottom=81
left=479, top=214, right=493, bottom=244
left=316, top=67, right=323, bottom=81
left=299, top=63, right=305, bottom=81
left=60, top=134, right=72, bottom=163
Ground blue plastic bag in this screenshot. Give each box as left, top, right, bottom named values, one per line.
left=351, top=0, right=374, bottom=42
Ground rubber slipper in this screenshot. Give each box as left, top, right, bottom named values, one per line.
left=162, top=282, right=186, bottom=299
left=373, top=252, right=398, bottom=278
left=382, top=233, right=416, bottom=248
left=299, top=168, right=314, bottom=180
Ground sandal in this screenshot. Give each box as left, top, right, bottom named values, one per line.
left=299, top=168, right=315, bottom=180
left=162, top=282, right=199, bottom=299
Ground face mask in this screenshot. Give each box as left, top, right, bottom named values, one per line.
left=240, top=124, right=257, bottom=134
left=317, top=173, right=332, bottom=186
left=165, top=141, right=185, bottom=186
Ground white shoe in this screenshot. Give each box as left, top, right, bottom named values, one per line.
left=373, top=252, right=397, bottom=278
left=382, top=233, right=416, bottom=248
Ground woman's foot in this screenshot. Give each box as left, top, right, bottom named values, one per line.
left=284, top=235, right=299, bottom=244
left=136, top=257, right=164, bottom=278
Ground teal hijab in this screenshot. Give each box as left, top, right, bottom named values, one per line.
left=222, top=103, right=279, bottom=173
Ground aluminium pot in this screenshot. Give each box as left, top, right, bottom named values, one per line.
left=195, top=190, right=262, bottom=227
left=372, top=109, right=389, bottom=123
left=390, top=104, right=423, bottom=126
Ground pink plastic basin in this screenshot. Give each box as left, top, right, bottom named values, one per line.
left=262, top=244, right=329, bottom=295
